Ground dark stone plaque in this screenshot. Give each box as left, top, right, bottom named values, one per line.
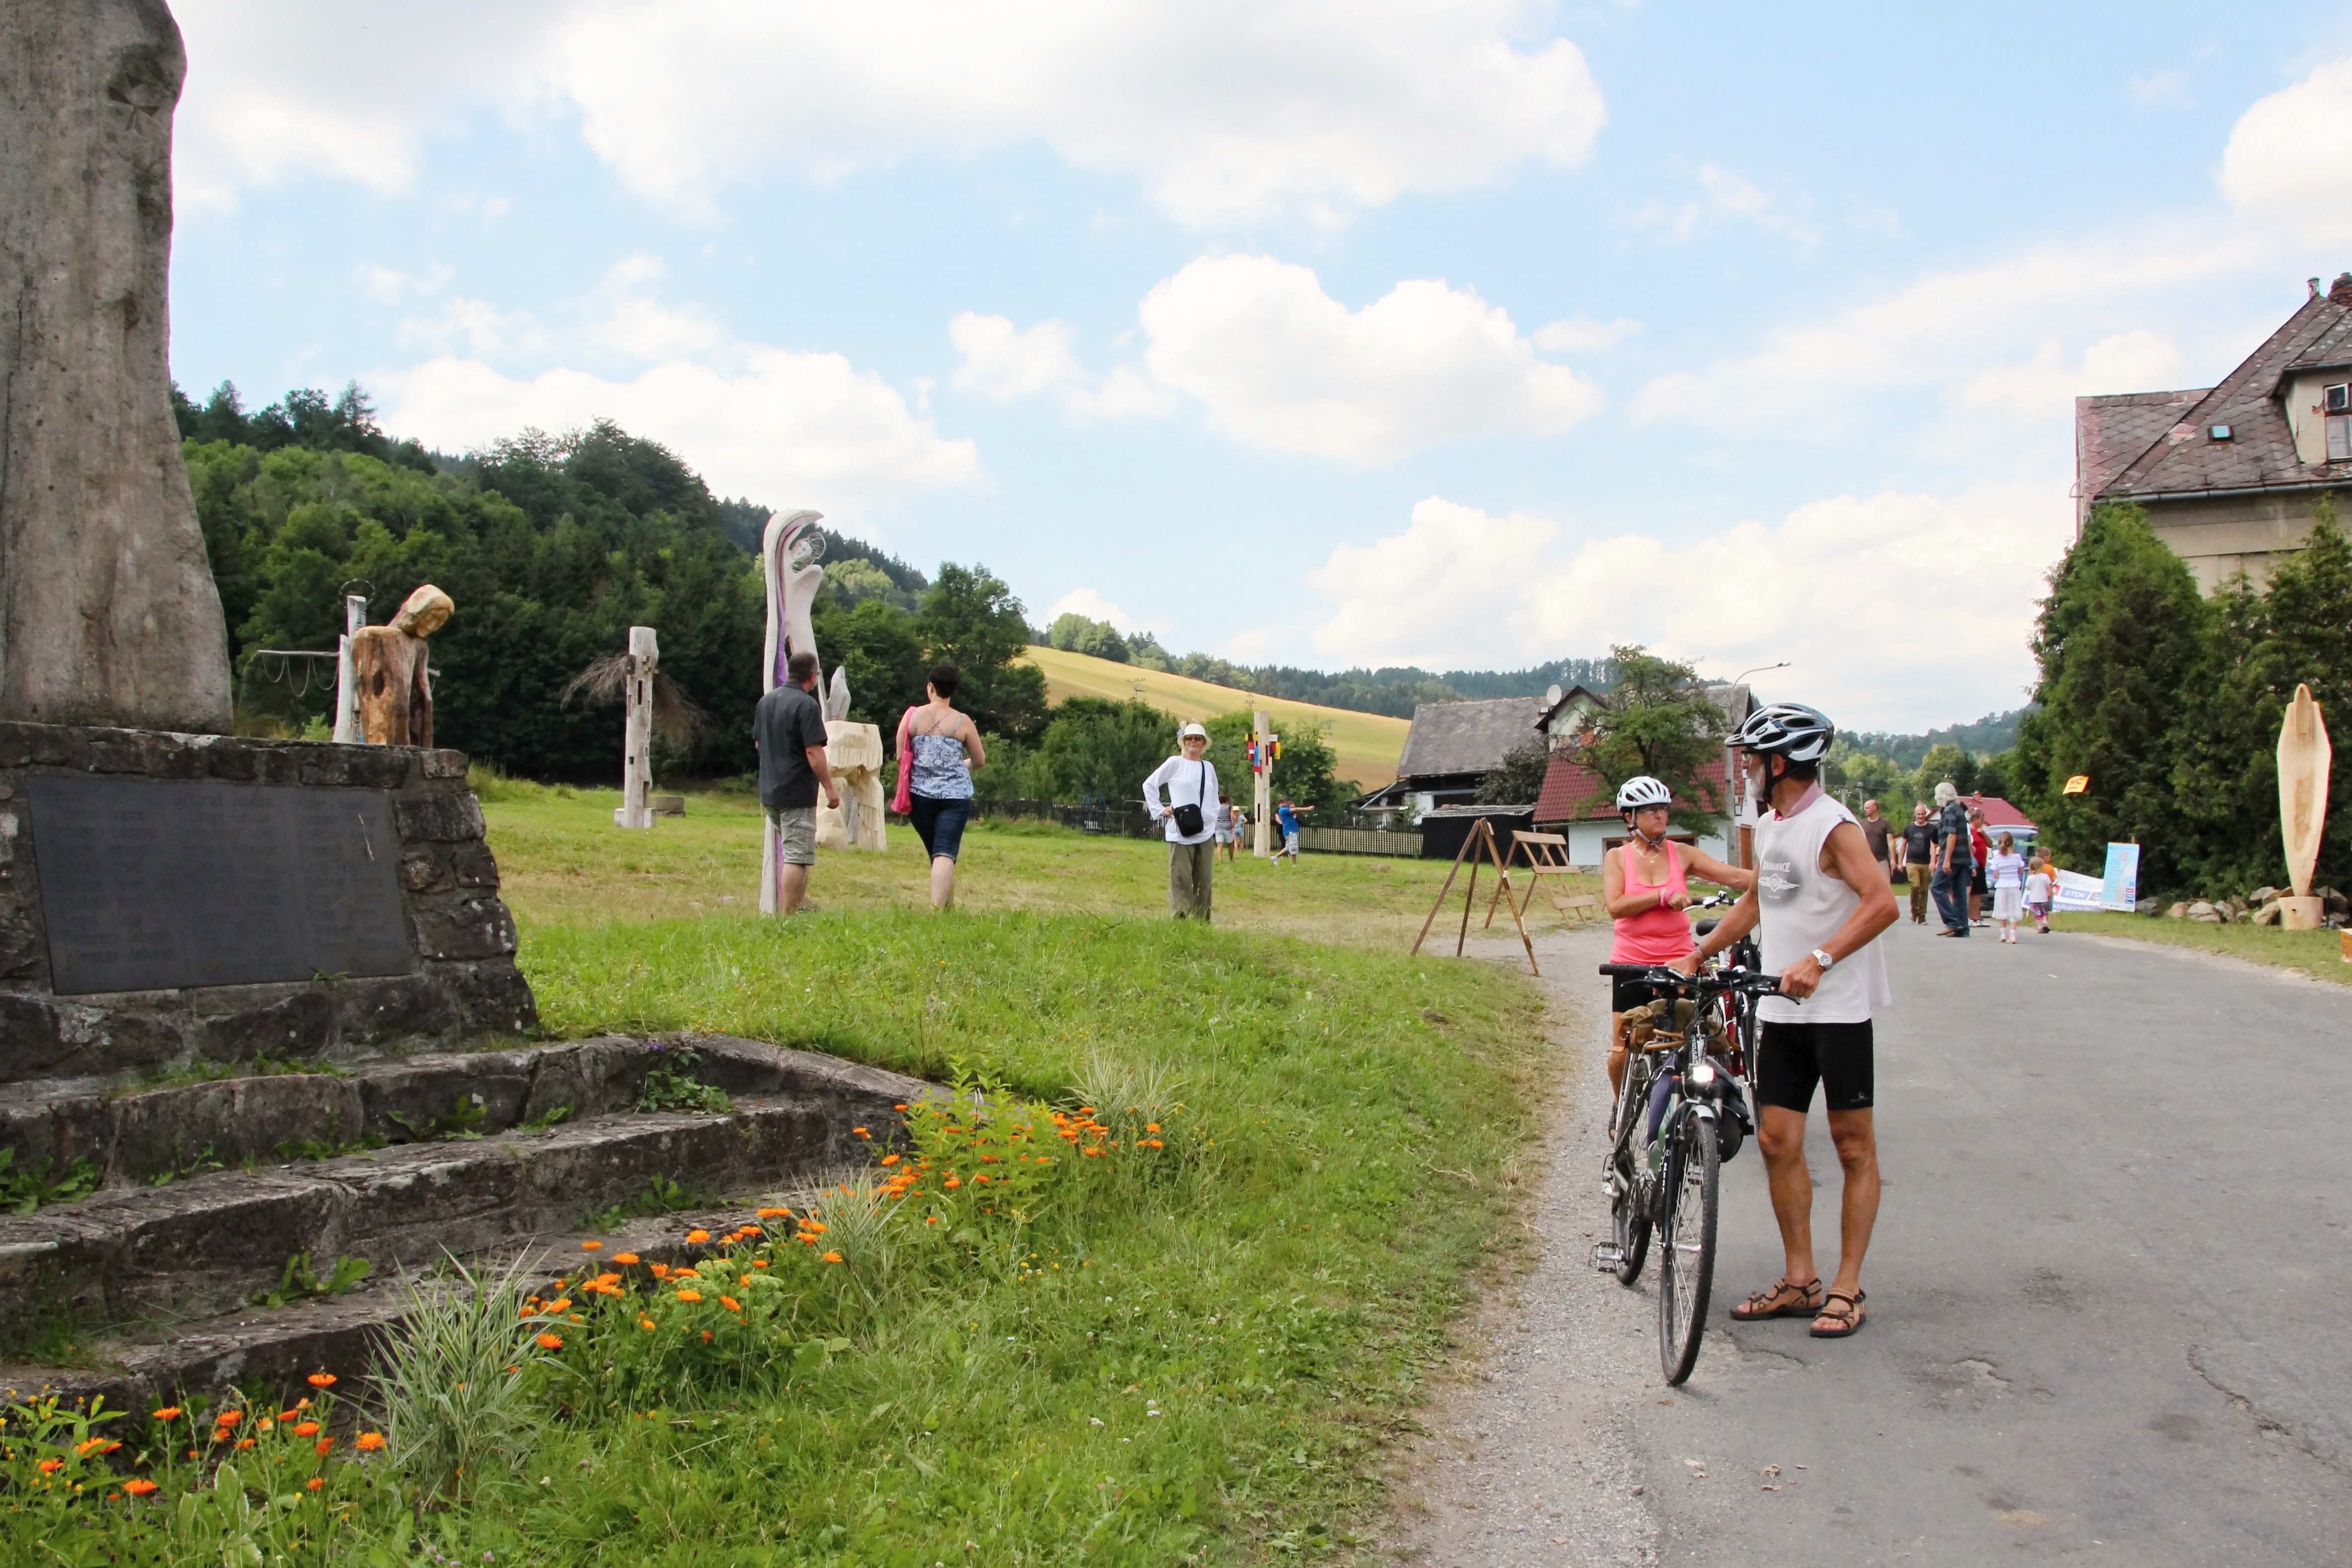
left=26, top=775, right=414, bottom=995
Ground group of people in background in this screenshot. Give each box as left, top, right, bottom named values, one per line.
left=1859, top=790, right=2056, bottom=944
left=755, top=672, right=1309, bottom=924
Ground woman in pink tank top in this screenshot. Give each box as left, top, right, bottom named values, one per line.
left=1601, top=777, right=1755, bottom=1102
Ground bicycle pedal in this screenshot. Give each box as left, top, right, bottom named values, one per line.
left=1590, top=1243, right=1625, bottom=1272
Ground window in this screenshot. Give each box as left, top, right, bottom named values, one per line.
left=2330, top=415, right=2352, bottom=463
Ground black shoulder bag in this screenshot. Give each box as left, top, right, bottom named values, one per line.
left=1171, top=761, right=1207, bottom=837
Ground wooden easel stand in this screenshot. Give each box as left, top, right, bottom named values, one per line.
left=1410, top=817, right=1540, bottom=976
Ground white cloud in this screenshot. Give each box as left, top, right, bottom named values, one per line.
left=1139, top=255, right=1602, bottom=463
left=1629, top=163, right=1816, bottom=248
left=1048, top=588, right=1136, bottom=628
left=1533, top=314, right=1641, bottom=353
left=1955, top=329, right=2190, bottom=419
left=172, top=1, right=1605, bottom=228
left=355, top=261, right=454, bottom=306
left=376, top=349, right=978, bottom=520
left=578, top=256, right=724, bottom=362
left=396, top=297, right=549, bottom=360
left=947, top=313, right=1177, bottom=420
left=2218, top=56, right=2352, bottom=245
left=1305, top=489, right=2063, bottom=728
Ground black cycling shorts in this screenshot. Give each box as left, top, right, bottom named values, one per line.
left=1611, top=974, right=1682, bottom=1014
left=1755, top=1019, right=1875, bottom=1113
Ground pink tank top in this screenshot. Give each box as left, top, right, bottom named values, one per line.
left=1610, top=840, right=1693, bottom=964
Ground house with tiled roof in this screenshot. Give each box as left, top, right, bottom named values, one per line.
left=1361, top=696, right=1545, bottom=816
left=2077, top=271, right=2352, bottom=589
left=1533, top=753, right=1737, bottom=867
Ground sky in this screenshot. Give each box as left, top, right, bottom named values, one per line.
left=163, top=1, right=2352, bottom=731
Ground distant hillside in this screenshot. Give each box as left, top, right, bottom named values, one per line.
left=1848, top=709, right=2032, bottom=769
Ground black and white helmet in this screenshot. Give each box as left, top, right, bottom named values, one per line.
left=1731, top=702, right=1835, bottom=763
left=1615, top=775, right=1673, bottom=811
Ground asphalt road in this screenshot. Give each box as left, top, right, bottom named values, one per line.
left=1388, top=914, right=2352, bottom=1566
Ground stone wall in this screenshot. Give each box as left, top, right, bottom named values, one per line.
left=0, top=722, right=534, bottom=1086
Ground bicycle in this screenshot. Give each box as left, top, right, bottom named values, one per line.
left=1591, top=957, right=1783, bottom=1385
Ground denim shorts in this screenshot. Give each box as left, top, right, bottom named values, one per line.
left=909, top=794, right=971, bottom=862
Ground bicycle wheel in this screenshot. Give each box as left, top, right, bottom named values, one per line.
left=1606, top=1065, right=1651, bottom=1285
left=1657, top=1107, right=1720, bottom=1385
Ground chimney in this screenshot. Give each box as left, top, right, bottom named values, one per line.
left=2333, top=272, right=2352, bottom=306
left=2313, top=277, right=2326, bottom=300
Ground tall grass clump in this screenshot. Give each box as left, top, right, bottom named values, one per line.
left=372, top=1254, right=553, bottom=1505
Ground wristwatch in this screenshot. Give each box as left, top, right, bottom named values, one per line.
left=1810, top=947, right=1836, bottom=970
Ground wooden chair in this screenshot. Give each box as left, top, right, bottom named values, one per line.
left=1484, top=831, right=1597, bottom=928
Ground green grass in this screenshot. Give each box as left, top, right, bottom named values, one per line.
left=2057, top=910, right=2352, bottom=986
left=0, top=791, right=1557, bottom=1564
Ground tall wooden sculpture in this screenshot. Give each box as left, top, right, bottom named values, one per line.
left=349, top=585, right=452, bottom=747
left=2277, top=683, right=2332, bottom=931
left=816, top=667, right=886, bottom=852
left=760, top=511, right=825, bottom=914
left=616, top=626, right=659, bottom=829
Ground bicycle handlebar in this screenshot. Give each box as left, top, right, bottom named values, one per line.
left=1597, top=961, right=1784, bottom=997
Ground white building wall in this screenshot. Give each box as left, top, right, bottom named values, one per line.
left=1561, top=819, right=1732, bottom=870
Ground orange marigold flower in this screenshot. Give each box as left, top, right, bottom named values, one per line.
left=675, top=1289, right=703, bottom=1303
left=214, top=1411, right=243, bottom=1428
left=701, top=1330, right=713, bottom=1343
left=740, top=1224, right=763, bottom=1237
left=255, top=1418, right=275, bottom=1433
left=535, top=1332, right=564, bottom=1350
left=926, top=1214, right=940, bottom=1224
left=38, top=1458, right=63, bottom=1474
left=1146, top=1139, right=1164, bottom=1149
left=821, top=1251, right=843, bottom=1264
left=293, top=1422, right=320, bottom=1437
left=879, top=1154, right=901, bottom=1166
left=942, top=1176, right=961, bottom=1188
left=123, top=1478, right=158, bottom=1497
left=638, top=1317, right=657, bottom=1331
left=354, top=1432, right=385, bottom=1452
left=306, top=1372, right=336, bottom=1388
left=648, top=1263, right=672, bottom=1279
left=315, top=1438, right=335, bottom=1456
left=306, top=1476, right=324, bottom=1492
left=235, top=1439, right=255, bottom=1450
left=613, top=1252, right=640, bottom=1265
left=720, top=1296, right=742, bottom=1312
left=1146, top=1123, right=1161, bottom=1133
left=151, top=1408, right=182, bottom=1422
left=756, top=1206, right=789, bottom=1219
left=853, top=1127, right=870, bottom=1138
left=893, top=1102, right=908, bottom=1110
left=277, top=1409, right=301, bottom=1422
left=580, top=1240, right=602, bottom=1251
left=685, top=1229, right=710, bottom=1244
left=547, top=1298, right=573, bottom=1314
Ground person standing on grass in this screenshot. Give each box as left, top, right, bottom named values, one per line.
left=1678, top=702, right=1896, bottom=1340
left=1215, top=792, right=1238, bottom=862
left=1987, top=832, right=2028, bottom=943
left=1275, top=797, right=1309, bottom=863
left=1229, top=801, right=1248, bottom=862
left=1931, top=782, right=1971, bottom=938
left=754, top=649, right=840, bottom=917
left=1144, top=722, right=1221, bottom=920
left=1900, top=804, right=1937, bottom=926
left=893, top=663, right=985, bottom=911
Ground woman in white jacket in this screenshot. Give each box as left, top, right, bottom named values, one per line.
left=1143, top=722, right=1221, bottom=920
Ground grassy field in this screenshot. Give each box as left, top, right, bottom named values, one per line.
left=483, top=777, right=1595, bottom=951
left=120, top=780, right=1558, bottom=1564
left=1019, top=646, right=1411, bottom=791
left=2057, top=910, right=2352, bottom=987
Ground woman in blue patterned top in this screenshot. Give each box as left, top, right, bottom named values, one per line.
left=893, top=663, right=986, bottom=910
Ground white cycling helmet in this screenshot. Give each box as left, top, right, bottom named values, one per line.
left=1615, top=776, right=1673, bottom=811
left=1731, top=702, right=1835, bottom=764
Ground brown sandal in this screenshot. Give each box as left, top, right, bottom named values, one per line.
left=1809, top=1289, right=1867, bottom=1337
left=1729, top=1277, right=1823, bottom=1322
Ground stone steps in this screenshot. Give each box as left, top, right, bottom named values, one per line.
left=0, top=1035, right=928, bottom=1408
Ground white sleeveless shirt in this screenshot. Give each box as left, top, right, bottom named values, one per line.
left=1754, top=789, right=1892, bottom=1025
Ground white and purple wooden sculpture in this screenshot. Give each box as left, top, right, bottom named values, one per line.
left=760, top=510, right=826, bottom=914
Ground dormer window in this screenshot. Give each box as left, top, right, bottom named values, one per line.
left=2209, top=424, right=2232, bottom=441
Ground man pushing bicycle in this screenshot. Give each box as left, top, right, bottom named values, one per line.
left=1675, top=703, right=1898, bottom=1338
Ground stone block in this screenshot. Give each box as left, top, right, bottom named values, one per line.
left=508, top=1114, right=749, bottom=1216
left=519, top=1036, right=647, bottom=1124
left=440, top=961, right=539, bottom=1036
left=359, top=1053, right=534, bottom=1142
left=328, top=1141, right=532, bottom=1264
left=190, top=985, right=337, bottom=1064
left=450, top=842, right=501, bottom=889
left=410, top=896, right=517, bottom=962
left=0, top=898, right=46, bottom=985
left=102, top=1172, right=347, bottom=1319
left=393, top=792, right=484, bottom=845
left=399, top=847, right=452, bottom=895
left=107, top=1074, right=365, bottom=1183
left=421, top=750, right=470, bottom=780
left=333, top=974, right=461, bottom=1047
left=0, top=1092, right=108, bottom=1184
left=0, top=994, right=183, bottom=1080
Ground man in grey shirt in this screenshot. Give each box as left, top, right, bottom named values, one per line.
left=755, top=650, right=839, bottom=915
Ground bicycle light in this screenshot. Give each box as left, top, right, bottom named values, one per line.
left=1688, top=1056, right=1716, bottom=1089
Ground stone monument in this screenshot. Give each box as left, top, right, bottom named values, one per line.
left=2277, top=683, right=2332, bottom=932
left=0, top=0, right=232, bottom=734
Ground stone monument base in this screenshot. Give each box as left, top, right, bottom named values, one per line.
left=0, top=723, right=534, bottom=1088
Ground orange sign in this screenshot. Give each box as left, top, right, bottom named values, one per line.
left=2062, top=775, right=2090, bottom=795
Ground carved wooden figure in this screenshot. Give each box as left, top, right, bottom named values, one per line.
left=816, top=667, right=886, bottom=852
left=349, top=585, right=451, bottom=747
left=760, top=511, right=825, bottom=914
left=2277, top=682, right=2332, bottom=931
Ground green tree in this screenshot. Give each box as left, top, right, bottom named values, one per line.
left=1027, top=698, right=1175, bottom=803
left=1909, top=741, right=1974, bottom=804
left=1202, top=710, right=1347, bottom=813
left=811, top=596, right=927, bottom=729
left=1475, top=738, right=1552, bottom=805
left=1046, top=613, right=1129, bottom=663
left=2014, top=502, right=2209, bottom=889
left=920, top=564, right=1048, bottom=741
left=1579, top=644, right=1728, bottom=832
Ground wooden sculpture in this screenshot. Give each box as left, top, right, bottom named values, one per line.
left=349, top=585, right=451, bottom=747
left=616, top=626, right=659, bottom=829
left=760, top=511, right=825, bottom=913
left=815, top=667, right=887, bottom=852
left=2277, top=683, right=2332, bottom=931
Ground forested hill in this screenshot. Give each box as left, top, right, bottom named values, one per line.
left=1847, top=710, right=2030, bottom=770
left=173, top=381, right=1040, bottom=781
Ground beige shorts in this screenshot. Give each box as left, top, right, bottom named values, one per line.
left=767, top=806, right=816, bottom=866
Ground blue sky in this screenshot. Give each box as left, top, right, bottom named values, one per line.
left=166, top=1, right=2352, bottom=729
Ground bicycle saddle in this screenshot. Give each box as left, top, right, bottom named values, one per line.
left=1692, top=918, right=1720, bottom=937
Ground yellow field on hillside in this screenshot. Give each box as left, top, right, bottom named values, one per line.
left=1020, top=644, right=1408, bottom=787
